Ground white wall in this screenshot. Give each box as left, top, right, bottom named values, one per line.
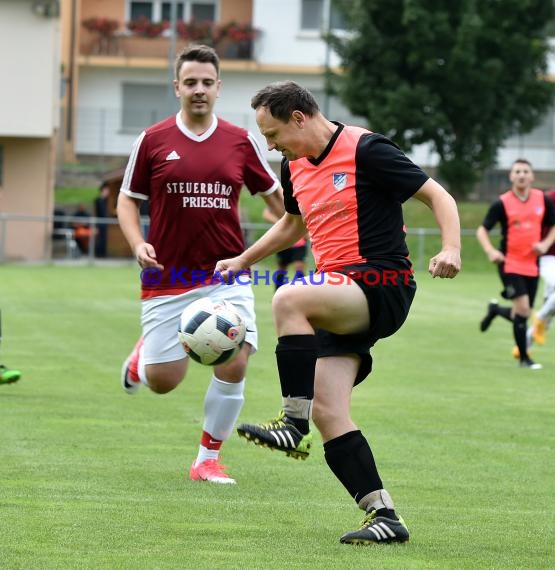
left=0, top=0, right=60, bottom=137
left=253, top=0, right=342, bottom=68
left=75, top=66, right=339, bottom=162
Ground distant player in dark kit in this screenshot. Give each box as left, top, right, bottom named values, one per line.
left=477, top=158, right=555, bottom=369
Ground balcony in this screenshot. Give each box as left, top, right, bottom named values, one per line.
left=79, top=18, right=258, bottom=64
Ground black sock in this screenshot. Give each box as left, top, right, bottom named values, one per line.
left=287, top=417, right=310, bottom=435
left=324, top=430, right=383, bottom=503
left=375, top=508, right=398, bottom=520
left=276, top=335, right=316, bottom=399
left=276, top=335, right=316, bottom=434
left=497, top=306, right=512, bottom=321
left=514, top=314, right=528, bottom=359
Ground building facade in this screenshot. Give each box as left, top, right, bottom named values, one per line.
left=60, top=0, right=359, bottom=167
left=0, top=0, right=61, bottom=260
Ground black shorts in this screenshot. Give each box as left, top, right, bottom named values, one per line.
left=316, top=259, right=417, bottom=386
left=277, top=245, right=307, bottom=266
left=498, top=265, right=539, bottom=306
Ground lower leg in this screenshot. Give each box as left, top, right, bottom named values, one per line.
left=514, top=314, right=530, bottom=360
left=324, top=430, right=398, bottom=518
left=195, top=374, right=245, bottom=464
left=276, top=334, right=317, bottom=434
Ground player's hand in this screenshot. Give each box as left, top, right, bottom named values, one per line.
left=134, top=242, right=164, bottom=270
left=214, top=256, right=250, bottom=283
left=428, top=248, right=461, bottom=279
left=532, top=241, right=548, bottom=256
left=487, top=249, right=504, bottom=264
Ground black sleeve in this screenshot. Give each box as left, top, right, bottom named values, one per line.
left=481, top=200, right=505, bottom=231
left=281, top=158, right=301, bottom=215
left=544, top=194, right=555, bottom=226
left=357, top=134, right=430, bottom=203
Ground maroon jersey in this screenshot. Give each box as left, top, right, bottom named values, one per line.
left=121, top=113, right=279, bottom=298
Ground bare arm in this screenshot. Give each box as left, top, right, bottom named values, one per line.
left=262, top=206, right=279, bottom=224
left=533, top=225, right=555, bottom=255
left=412, top=178, right=461, bottom=278
left=476, top=224, right=504, bottom=264
left=215, top=213, right=306, bottom=278
left=116, top=192, right=163, bottom=269
left=261, top=186, right=285, bottom=220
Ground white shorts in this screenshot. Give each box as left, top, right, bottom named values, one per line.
left=540, top=255, right=555, bottom=297
left=141, top=281, right=257, bottom=365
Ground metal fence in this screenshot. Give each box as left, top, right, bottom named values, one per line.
left=0, top=212, right=487, bottom=271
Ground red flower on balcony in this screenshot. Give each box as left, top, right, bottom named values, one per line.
left=82, top=17, right=120, bottom=37
left=176, top=19, right=215, bottom=44
left=127, top=16, right=169, bottom=38
left=215, top=21, right=260, bottom=43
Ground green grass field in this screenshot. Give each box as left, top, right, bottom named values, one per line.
left=1, top=264, right=554, bottom=569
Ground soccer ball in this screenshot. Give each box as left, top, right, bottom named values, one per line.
left=177, top=298, right=246, bottom=366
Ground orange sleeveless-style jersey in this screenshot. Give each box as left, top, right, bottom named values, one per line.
left=282, top=124, right=429, bottom=272
left=499, top=189, right=545, bottom=276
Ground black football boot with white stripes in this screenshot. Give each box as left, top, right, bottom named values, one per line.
left=236, top=410, right=313, bottom=460
left=340, top=509, right=410, bottom=545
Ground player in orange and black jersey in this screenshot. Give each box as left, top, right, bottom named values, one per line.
left=215, top=81, right=461, bottom=545
left=477, top=159, right=555, bottom=369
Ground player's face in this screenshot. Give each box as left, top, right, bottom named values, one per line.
left=256, top=107, right=306, bottom=160
left=174, top=61, right=220, bottom=119
left=510, top=162, right=534, bottom=191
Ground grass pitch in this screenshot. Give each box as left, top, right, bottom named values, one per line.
left=0, top=264, right=553, bottom=569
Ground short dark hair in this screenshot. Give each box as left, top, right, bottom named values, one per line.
left=512, top=158, right=532, bottom=168
left=175, top=44, right=219, bottom=79
left=251, top=81, right=320, bottom=122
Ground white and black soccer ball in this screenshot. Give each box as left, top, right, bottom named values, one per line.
left=177, top=298, right=246, bottom=366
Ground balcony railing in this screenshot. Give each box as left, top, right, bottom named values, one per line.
left=82, top=34, right=255, bottom=60
left=80, top=18, right=258, bottom=61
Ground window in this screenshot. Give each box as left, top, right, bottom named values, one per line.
left=130, top=2, right=153, bottom=20
left=301, top=0, right=322, bottom=30
left=121, top=84, right=176, bottom=132
left=191, top=2, right=215, bottom=22
left=161, top=2, right=185, bottom=20
left=129, top=1, right=217, bottom=23
left=301, top=0, right=346, bottom=32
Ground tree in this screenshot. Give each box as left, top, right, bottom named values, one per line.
left=328, top=0, right=555, bottom=196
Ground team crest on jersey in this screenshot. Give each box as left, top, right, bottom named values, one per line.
left=333, top=173, right=347, bottom=190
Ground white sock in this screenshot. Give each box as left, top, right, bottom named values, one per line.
left=202, top=375, right=245, bottom=442
left=137, top=343, right=148, bottom=386
left=282, top=396, right=313, bottom=420
left=358, top=489, right=395, bottom=513
left=195, top=445, right=219, bottom=465
left=537, top=292, right=555, bottom=323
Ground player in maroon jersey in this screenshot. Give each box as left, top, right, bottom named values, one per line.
left=477, top=159, right=555, bottom=369
left=215, top=81, right=461, bottom=544
left=117, top=45, right=284, bottom=484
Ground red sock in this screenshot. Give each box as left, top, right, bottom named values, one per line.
left=201, top=431, right=222, bottom=451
